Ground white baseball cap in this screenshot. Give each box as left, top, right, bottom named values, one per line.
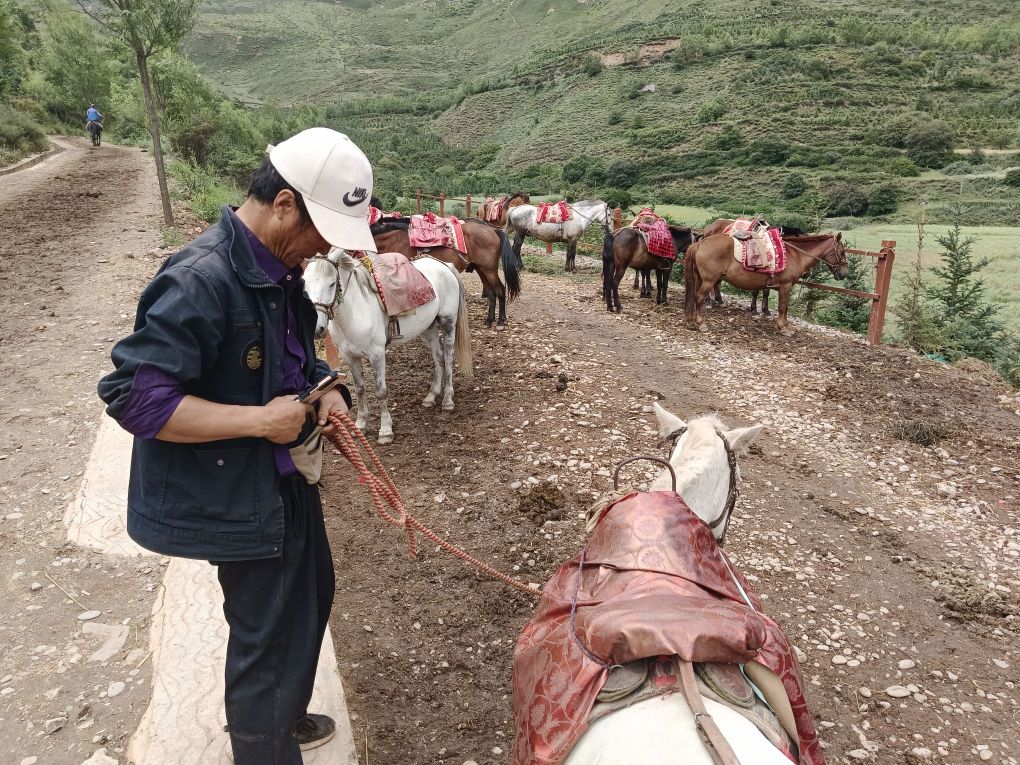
left=266, top=127, right=375, bottom=251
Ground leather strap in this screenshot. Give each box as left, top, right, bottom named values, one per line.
left=677, top=660, right=741, bottom=765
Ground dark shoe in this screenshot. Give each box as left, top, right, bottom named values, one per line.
left=295, top=713, right=336, bottom=752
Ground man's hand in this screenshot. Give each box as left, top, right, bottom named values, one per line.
left=262, top=396, right=313, bottom=444
left=317, top=388, right=349, bottom=435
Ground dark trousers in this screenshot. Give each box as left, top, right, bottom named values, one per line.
left=216, top=477, right=335, bottom=765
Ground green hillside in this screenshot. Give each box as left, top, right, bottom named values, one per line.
left=185, top=0, right=1020, bottom=225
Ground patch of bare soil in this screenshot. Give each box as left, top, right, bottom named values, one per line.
left=0, top=138, right=196, bottom=764
left=322, top=265, right=1018, bottom=765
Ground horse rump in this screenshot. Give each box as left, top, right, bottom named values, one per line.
left=683, top=241, right=702, bottom=323
left=497, top=227, right=521, bottom=303
left=452, top=269, right=475, bottom=379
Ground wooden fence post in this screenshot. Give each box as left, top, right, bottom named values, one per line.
left=613, top=207, right=623, bottom=229
left=867, top=240, right=896, bottom=346
left=416, top=189, right=421, bottom=213
left=439, top=192, right=445, bottom=217
left=546, top=242, right=554, bottom=255
left=465, top=193, right=472, bottom=218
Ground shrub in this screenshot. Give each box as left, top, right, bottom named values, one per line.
left=0, top=104, right=47, bottom=161
left=582, top=54, right=603, bottom=77
left=585, top=159, right=607, bottom=186
left=697, top=98, right=727, bottom=124
left=782, top=173, right=807, bottom=198
left=607, top=110, right=622, bottom=126
left=708, top=124, right=742, bottom=151
left=884, top=156, right=921, bottom=176
left=827, top=183, right=869, bottom=216
left=169, top=160, right=242, bottom=223
left=605, top=159, right=638, bottom=188
left=905, top=120, right=955, bottom=168
left=562, top=155, right=592, bottom=184
left=747, top=136, right=791, bottom=165
left=1002, top=168, right=1020, bottom=187
left=867, top=183, right=898, bottom=215
left=602, top=187, right=632, bottom=210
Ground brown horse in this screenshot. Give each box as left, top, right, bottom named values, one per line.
left=371, top=217, right=521, bottom=328
left=604, top=226, right=699, bottom=311
left=684, top=232, right=847, bottom=335
left=478, top=192, right=530, bottom=227
left=701, top=219, right=807, bottom=315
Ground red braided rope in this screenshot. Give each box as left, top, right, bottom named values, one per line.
left=324, top=411, right=540, bottom=597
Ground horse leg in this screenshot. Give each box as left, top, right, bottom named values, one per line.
left=695, top=283, right=714, bottom=331
left=484, top=285, right=496, bottom=327
left=612, top=264, right=626, bottom=313
left=748, top=289, right=759, bottom=315
left=776, top=284, right=793, bottom=336
left=564, top=241, right=574, bottom=272
left=343, top=351, right=371, bottom=432
left=439, top=315, right=458, bottom=411
left=420, top=325, right=445, bottom=409
left=713, top=284, right=724, bottom=305
left=496, top=284, right=508, bottom=328
left=762, top=287, right=772, bottom=316
left=657, top=269, right=668, bottom=305
left=369, top=350, right=395, bottom=444
left=632, top=270, right=640, bottom=290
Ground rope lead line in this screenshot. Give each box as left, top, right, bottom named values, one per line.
left=324, top=411, right=541, bottom=598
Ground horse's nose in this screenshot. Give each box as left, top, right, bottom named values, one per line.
left=314, top=325, right=326, bottom=340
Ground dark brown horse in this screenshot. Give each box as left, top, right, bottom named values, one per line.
left=603, top=226, right=699, bottom=311
left=701, top=219, right=807, bottom=315
left=684, top=233, right=847, bottom=335
left=371, top=217, right=520, bottom=328
left=478, top=192, right=530, bottom=227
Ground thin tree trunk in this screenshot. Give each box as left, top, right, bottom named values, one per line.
left=136, top=49, right=173, bottom=225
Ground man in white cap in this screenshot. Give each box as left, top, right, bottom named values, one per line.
left=99, top=128, right=375, bottom=763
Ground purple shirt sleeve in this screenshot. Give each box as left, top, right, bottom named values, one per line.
left=116, top=363, right=185, bottom=439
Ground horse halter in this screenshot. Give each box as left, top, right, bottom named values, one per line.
left=785, top=235, right=846, bottom=276
left=657, top=426, right=739, bottom=545
left=307, top=252, right=350, bottom=321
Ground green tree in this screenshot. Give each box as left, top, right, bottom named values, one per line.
left=0, top=0, right=28, bottom=98
left=605, top=159, right=638, bottom=188
left=562, top=155, right=591, bottom=184
left=782, top=173, right=807, bottom=199
left=1003, top=168, right=1020, bottom=188
left=36, top=10, right=114, bottom=125
left=828, top=183, right=868, bottom=216
left=867, top=183, right=898, bottom=216
left=708, top=124, right=742, bottom=151
left=927, top=208, right=1004, bottom=361
left=747, top=136, right=790, bottom=165
left=76, top=0, right=200, bottom=225
left=819, top=253, right=871, bottom=332
left=905, top=120, right=955, bottom=168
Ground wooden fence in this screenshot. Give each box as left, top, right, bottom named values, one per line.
left=412, top=190, right=896, bottom=345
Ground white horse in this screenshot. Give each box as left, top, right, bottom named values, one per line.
left=563, top=404, right=801, bottom=765
left=304, top=249, right=473, bottom=445
left=506, top=199, right=611, bottom=272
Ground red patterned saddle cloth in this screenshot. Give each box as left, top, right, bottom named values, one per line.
left=632, top=208, right=676, bottom=260
left=408, top=212, right=467, bottom=254
left=724, top=218, right=786, bottom=274
left=360, top=252, right=435, bottom=317
left=367, top=206, right=402, bottom=226
left=536, top=201, right=572, bottom=224
left=512, top=491, right=824, bottom=765
left=480, top=196, right=505, bottom=222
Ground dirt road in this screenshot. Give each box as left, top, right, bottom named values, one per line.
left=0, top=138, right=169, bottom=764
left=1, top=142, right=1017, bottom=765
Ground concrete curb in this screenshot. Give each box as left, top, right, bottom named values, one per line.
left=0, top=140, right=65, bottom=177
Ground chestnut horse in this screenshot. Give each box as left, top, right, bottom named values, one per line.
left=684, top=233, right=847, bottom=335
left=478, top=192, right=530, bottom=227
left=371, top=217, right=520, bottom=329
left=604, top=226, right=699, bottom=311
left=701, top=219, right=807, bottom=314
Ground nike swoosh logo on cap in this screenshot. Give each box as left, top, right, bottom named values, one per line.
left=343, top=187, right=368, bottom=207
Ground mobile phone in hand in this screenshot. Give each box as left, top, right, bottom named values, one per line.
left=298, top=372, right=342, bottom=405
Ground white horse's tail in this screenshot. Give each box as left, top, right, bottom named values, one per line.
left=452, top=268, right=475, bottom=379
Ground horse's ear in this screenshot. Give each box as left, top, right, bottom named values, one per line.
left=653, top=402, right=686, bottom=439
left=723, top=424, right=764, bottom=455
left=836, top=232, right=842, bottom=241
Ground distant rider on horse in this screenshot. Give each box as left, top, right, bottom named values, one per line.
left=85, top=103, right=104, bottom=146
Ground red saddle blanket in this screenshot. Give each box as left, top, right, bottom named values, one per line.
left=632, top=208, right=676, bottom=260
left=536, top=201, right=572, bottom=224
left=724, top=218, right=786, bottom=274
left=367, top=206, right=402, bottom=226
left=512, top=491, right=823, bottom=765
left=481, top=196, right=505, bottom=222
left=360, top=252, right=436, bottom=317
left=408, top=212, right=467, bottom=254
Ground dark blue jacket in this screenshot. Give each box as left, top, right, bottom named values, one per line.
left=98, top=207, right=332, bottom=561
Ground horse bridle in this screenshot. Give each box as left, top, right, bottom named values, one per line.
left=307, top=252, right=354, bottom=321
left=657, top=425, right=739, bottom=545
left=567, top=203, right=612, bottom=234
left=784, top=235, right=846, bottom=276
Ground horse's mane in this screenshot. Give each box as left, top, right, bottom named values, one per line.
left=783, top=232, right=834, bottom=242
left=370, top=217, right=410, bottom=234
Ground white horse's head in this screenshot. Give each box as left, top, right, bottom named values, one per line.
left=652, top=402, right=763, bottom=541
left=304, top=248, right=357, bottom=339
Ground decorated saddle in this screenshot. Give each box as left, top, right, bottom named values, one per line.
left=724, top=218, right=787, bottom=274
left=367, top=205, right=402, bottom=226
left=512, top=491, right=823, bottom=765
left=359, top=252, right=436, bottom=317
left=480, top=195, right=506, bottom=223
left=536, top=201, right=573, bottom=225
left=630, top=208, right=676, bottom=261
left=408, top=212, right=467, bottom=254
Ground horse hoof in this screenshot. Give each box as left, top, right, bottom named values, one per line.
left=495, top=323, right=507, bottom=331
left=779, top=329, right=793, bottom=337
left=377, top=434, right=394, bottom=446
left=422, top=398, right=436, bottom=409
left=697, top=325, right=709, bottom=333
left=442, top=402, right=455, bottom=412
